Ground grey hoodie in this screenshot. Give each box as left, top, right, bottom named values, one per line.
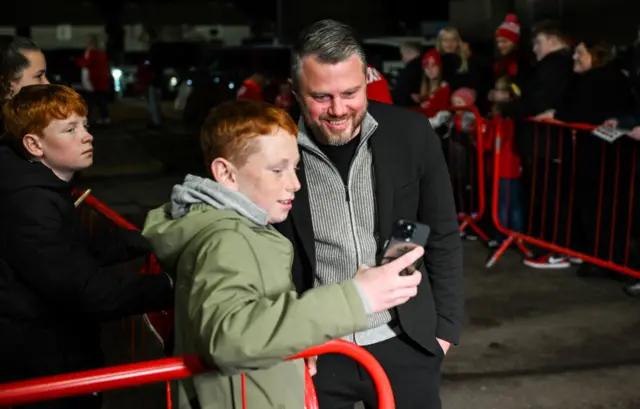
left=170, top=174, right=268, bottom=225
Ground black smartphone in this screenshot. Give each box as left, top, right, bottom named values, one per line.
left=378, top=219, right=430, bottom=276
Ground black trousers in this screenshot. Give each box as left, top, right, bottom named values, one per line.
left=314, top=334, right=443, bottom=409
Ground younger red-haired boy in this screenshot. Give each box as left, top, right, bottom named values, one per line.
left=142, top=100, right=423, bottom=409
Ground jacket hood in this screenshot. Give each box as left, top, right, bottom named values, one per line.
left=142, top=174, right=269, bottom=273
left=0, top=145, right=70, bottom=196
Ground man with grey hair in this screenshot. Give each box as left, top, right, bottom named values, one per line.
left=275, top=19, right=463, bottom=409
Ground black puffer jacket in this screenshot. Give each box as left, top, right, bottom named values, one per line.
left=0, top=145, right=174, bottom=408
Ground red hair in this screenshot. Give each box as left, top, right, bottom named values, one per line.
left=200, top=100, right=298, bottom=166
left=2, top=84, right=88, bottom=154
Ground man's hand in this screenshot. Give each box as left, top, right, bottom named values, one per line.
left=535, top=110, right=555, bottom=120
left=354, top=247, right=424, bottom=313
left=305, top=356, right=318, bottom=376
left=604, top=118, right=619, bottom=128
left=489, top=90, right=510, bottom=102
left=628, top=126, right=640, bottom=141
left=437, top=338, right=451, bottom=355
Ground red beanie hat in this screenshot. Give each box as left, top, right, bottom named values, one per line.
left=451, top=87, right=477, bottom=106
left=496, top=14, right=520, bottom=44
left=422, top=49, right=442, bottom=69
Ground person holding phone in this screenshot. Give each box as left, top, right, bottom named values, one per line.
left=275, top=20, right=463, bottom=409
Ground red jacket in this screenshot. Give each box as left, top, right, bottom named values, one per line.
left=366, top=65, right=392, bottom=104
left=484, top=117, right=522, bottom=179
left=236, top=79, right=263, bottom=101
left=275, top=93, right=293, bottom=110
left=417, top=82, right=451, bottom=118
left=75, top=48, right=110, bottom=92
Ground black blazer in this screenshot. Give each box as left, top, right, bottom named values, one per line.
left=275, top=101, right=464, bottom=354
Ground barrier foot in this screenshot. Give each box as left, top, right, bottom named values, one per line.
left=459, top=217, right=489, bottom=242
left=515, top=238, right=534, bottom=258
left=486, top=235, right=514, bottom=268
left=467, top=220, right=489, bottom=242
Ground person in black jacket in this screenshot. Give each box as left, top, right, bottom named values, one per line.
left=391, top=41, right=423, bottom=107
left=0, top=84, right=174, bottom=409
left=496, top=20, right=575, bottom=269
left=276, top=20, right=463, bottom=409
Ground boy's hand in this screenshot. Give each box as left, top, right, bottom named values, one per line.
left=305, top=356, right=318, bottom=376
left=354, top=246, right=424, bottom=313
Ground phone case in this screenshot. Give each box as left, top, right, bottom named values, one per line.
left=379, top=219, right=430, bottom=275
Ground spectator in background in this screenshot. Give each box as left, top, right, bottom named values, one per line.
left=0, top=36, right=49, bottom=140
left=275, top=82, right=294, bottom=111
left=497, top=20, right=574, bottom=269
left=497, top=21, right=572, bottom=120
left=415, top=49, right=451, bottom=122
left=74, top=35, right=111, bottom=126
left=0, top=36, right=49, bottom=103
left=493, top=14, right=531, bottom=87
left=391, top=41, right=423, bottom=107
left=541, top=40, right=635, bottom=281
left=436, top=27, right=472, bottom=91
left=488, top=76, right=524, bottom=247
left=450, top=87, right=477, bottom=132
left=140, top=28, right=164, bottom=129
left=237, top=73, right=265, bottom=101
left=366, top=64, right=393, bottom=104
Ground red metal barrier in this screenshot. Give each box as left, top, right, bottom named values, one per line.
left=0, top=340, right=394, bottom=409
left=73, top=190, right=154, bottom=363
left=416, top=105, right=488, bottom=240
left=486, top=116, right=640, bottom=278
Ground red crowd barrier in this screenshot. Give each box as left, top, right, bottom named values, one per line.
left=486, top=116, right=640, bottom=278
left=417, top=105, right=488, bottom=240
left=0, top=340, right=394, bottom=409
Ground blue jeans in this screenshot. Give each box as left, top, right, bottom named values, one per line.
left=497, top=178, right=524, bottom=237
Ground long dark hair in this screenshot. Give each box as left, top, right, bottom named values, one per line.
left=0, top=36, right=40, bottom=101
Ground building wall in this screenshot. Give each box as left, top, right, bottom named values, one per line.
left=0, top=24, right=251, bottom=50
left=450, top=0, right=637, bottom=44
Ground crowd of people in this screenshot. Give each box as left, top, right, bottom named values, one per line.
left=386, top=17, right=640, bottom=290
left=0, top=19, right=462, bottom=409
left=1, top=14, right=639, bottom=409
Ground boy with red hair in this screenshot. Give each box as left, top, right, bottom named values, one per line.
left=0, top=85, right=173, bottom=409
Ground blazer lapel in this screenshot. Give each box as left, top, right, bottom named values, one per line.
left=289, top=157, right=316, bottom=271
left=370, top=123, right=396, bottom=247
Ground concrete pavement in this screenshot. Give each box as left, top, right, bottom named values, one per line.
left=77, top=112, right=640, bottom=409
